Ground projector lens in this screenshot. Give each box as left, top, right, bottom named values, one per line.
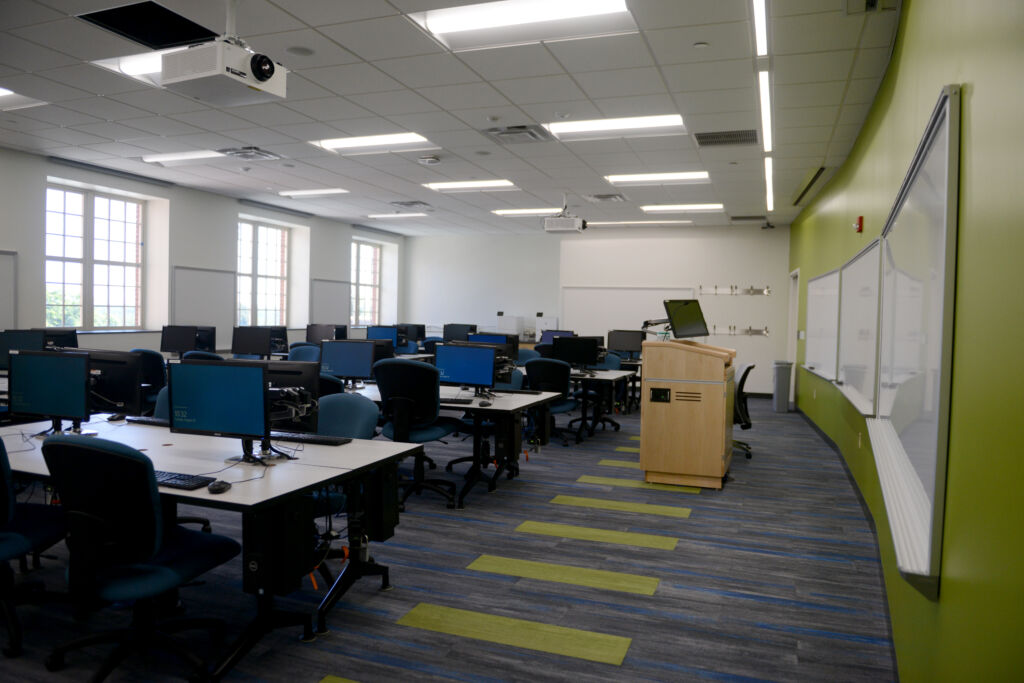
left=250, top=54, right=275, bottom=82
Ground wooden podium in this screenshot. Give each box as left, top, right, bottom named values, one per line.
left=640, top=339, right=736, bottom=489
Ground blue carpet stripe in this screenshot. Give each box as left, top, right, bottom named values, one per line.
left=628, top=657, right=779, bottom=683
left=746, top=621, right=893, bottom=646
left=672, top=584, right=861, bottom=615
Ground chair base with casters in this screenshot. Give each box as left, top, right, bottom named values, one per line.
left=733, top=439, right=753, bottom=458
left=732, top=363, right=756, bottom=460
left=383, top=406, right=458, bottom=509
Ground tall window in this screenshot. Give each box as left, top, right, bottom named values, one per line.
left=351, top=240, right=381, bottom=326
left=45, top=187, right=143, bottom=329
left=237, top=221, right=288, bottom=326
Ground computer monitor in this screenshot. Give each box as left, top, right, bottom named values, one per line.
left=552, top=335, right=601, bottom=368
left=9, top=350, right=91, bottom=434
left=371, top=339, right=395, bottom=364
left=195, top=326, right=216, bottom=352
left=0, top=329, right=46, bottom=371
left=168, top=360, right=269, bottom=462
left=87, top=349, right=145, bottom=416
left=232, top=326, right=274, bottom=357
left=35, top=327, right=78, bottom=349
left=306, top=323, right=346, bottom=343
left=469, top=332, right=518, bottom=358
left=320, top=340, right=375, bottom=382
left=664, top=299, right=710, bottom=338
left=397, top=323, right=425, bottom=343
left=442, top=323, right=477, bottom=342
left=539, top=329, right=575, bottom=344
left=367, top=325, right=400, bottom=347
left=160, top=325, right=198, bottom=354
left=268, top=326, right=288, bottom=353
left=607, top=329, right=644, bottom=354
left=435, top=344, right=496, bottom=390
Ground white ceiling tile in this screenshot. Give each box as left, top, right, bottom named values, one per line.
left=772, top=1, right=846, bottom=17
left=282, top=96, right=372, bottom=121
left=33, top=126, right=109, bottom=146
left=772, top=141, right=829, bottom=158
left=627, top=0, right=749, bottom=30
left=831, top=124, right=862, bottom=143
left=0, top=73, right=92, bottom=102
left=662, top=59, right=754, bottom=92
left=71, top=120, right=151, bottom=141
left=83, top=141, right=157, bottom=157
left=11, top=17, right=149, bottom=61
left=254, top=122, right=330, bottom=141
left=277, top=73, right=335, bottom=100
left=574, top=67, right=668, bottom=99
left=346, top=89, right=439, bottom=115
left=168, top=132, right=257, bottom=150
left=157, top=0, right=304, bottom=37
left=300, top=63, right=404, bottom=95
left=385, top=110, right=470, bottom=133
left=318, top=16, right=443, bottom=61
left=456, top=44, right=564, bottom=81
left=229, top=103, right=315, bottom=127
left=374, top=53, right=480, bottom=88
left=0, top=129, right=66, bottom=151
left=117, top=136, right=201, bottom=153
left=773, top=12, right=864, bottom=55
left=516, top=99, right=603, bottom=123
left=258, top=141, right=329, bottom=159
left=674, top=87, right=757, bottom=114
left=776, top=125, right=833, bottom=145
left=775, top=106, right=840, bottom=128
left=448, top=105, right=531, bottom=129
left=775, top=80, right=847, bottom=107
left=35, top=64, right=144, bottom=96
left=851, top=47, right=892, bottom=79
left=419, top=129, right=491, bottom=149
left=0, top=33, right=77, bottom=70
left=45, top=146, right=117, bottom=162
left=774, top=51, right=855, bottom=84
left=56, top=96, right=151, bottom=121
left=492, top=75, right=587, bottom=105
left=644, top=22, right=753, bottom=65
left=546, top=33, right=654, bottom=72
left=107, top=89, right=207, bottom=115
left=625, top=135, right=698, bottom=152
left=170, top=109, right=258, bottom=132
left=0, top=0, right=63, bottom=29
left=330, top=117, right=411, bottom=136
left=592, top=93, right=678, bottom=118
left=683, top=111, right=759, bottom=133
left=417, top=82, right=511, bottom=110
left=862, top=10, right=899, bottom=49
left=6, top=103, right=99, bottom=127
left=266, top=0, right=399, bottom=25
left=247, top=29, right=361, bottom=70
left=843, top=78, right=882, bottom=105
left=838, top=103, right=870, bottom=126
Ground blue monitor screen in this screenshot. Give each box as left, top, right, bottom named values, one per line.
left=540, top=329, right=575, bottom=344
left=168, top=362, right=267, bottom=439
left=367, top=326, right=399, bottom=346
left=321, top=340, right=375, bottom=379
left=9, top=351, right=90, bottom=421
left=468, top=333, right=506, bottom=345
left=0, top=329, right=47, bottom=371
left=435, top=344, right=495, bottom=388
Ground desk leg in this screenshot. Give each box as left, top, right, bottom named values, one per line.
left=456, top=414, right=488, bottom=508
left=491, top=412, right=521, bottom=482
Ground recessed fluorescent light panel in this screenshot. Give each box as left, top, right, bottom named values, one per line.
left=410, top=0, right=637, bottom=52
left=424, top=179, right=517, bottom=192
left=641, top=203, right=724, bottom=213
left=587, top=220, right=694, bottom=225
left=764, top=156, right=774, bottom=212
left=544, top=114, right=685, bottom=142
left=759, top=70, right=773, bottom=153
left=604, top=171, right=709, bottom=185
left=492, top=208, right=561, bottom=216
left=367, top=213, right=429, bottom=218
left=141, top=150, right=224, bottom=165
left=279, top=188, right=349, bottom=197
left=311, top=132, right=436, bottom=155
left=753, top=0, right=768, bottom=57
left=0, top=87, right=47, bottom=111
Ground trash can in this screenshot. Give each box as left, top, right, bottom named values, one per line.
left=772, top=361, right=793, bottom=412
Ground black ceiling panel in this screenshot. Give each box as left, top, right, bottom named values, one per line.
left=79, top=1, right=216, bottom=50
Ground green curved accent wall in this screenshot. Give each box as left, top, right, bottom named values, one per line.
left=789, top=0, right=1024, bottom=679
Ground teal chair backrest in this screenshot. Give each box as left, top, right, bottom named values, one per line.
left=317, top=393, right=379, bottom=439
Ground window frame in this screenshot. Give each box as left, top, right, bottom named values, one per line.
left=351, top=239, right=382, bottom=326
left=236, top=220, right=289, bottom=327
left=44, top=185, right=145, bottom=330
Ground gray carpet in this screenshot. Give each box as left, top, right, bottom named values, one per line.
left=5, top=398, right=895, bottom=682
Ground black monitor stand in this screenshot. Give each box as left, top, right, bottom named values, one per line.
left=36, top=417, right=97, bottom=438
left=234, top=437, right=275, bottom=466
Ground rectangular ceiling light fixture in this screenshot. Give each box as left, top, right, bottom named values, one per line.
left=410, top=0, right=637, bottom=52
left=641, top=203, right=724, bottom=213
left=544, top=114, right=685, bottom=141
left=367, top=212, right=429, bottom=218
left=141, top=150, right=224, bottom=164
left=753, top=0, right=768, bottom=57
left=0, top=87, right=47, bottom=111
left=604, top=171, right=709, bottom=185
left=424, top=179, right=517, bottom=192
left=311, top=132, right=434, bottom=154
left=764, top=156, right=774, bottom=212
left=279, top=188, right=349, bottom=197
left=491, top=208, right=561, bottom=216
left=759, top=71, right=773, bottom=152
left=587, top=220, right=693, bottom=225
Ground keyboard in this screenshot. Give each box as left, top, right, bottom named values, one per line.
left=495, top=389, right=542, bottom=395
left=270, top=431, right=352, bottom=446
left=442, top=398, right=474, bottom=405
left=154, top=470, right=215, bottom=491
left=126, top=416, right=170, bottom=427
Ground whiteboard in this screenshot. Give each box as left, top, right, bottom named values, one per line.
left=172, top=266, right=235, bottom=351
left=837, top=240, right=881, bottom=414
left=804, top=271, right=839, bottom=379
left=870, top=85, right=960, bottom=594
left=310, top=278, right=350, bottom=325
left=0, top=251, right=15, bottom=329
left=561, top=286, right=696, bottom=339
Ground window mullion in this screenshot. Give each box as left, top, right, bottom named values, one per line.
left=82, top=193, right=94, bottom=329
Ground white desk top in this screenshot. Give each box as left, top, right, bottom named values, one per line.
left=0, top=417, right=419, bottom=510
left=571, top=369, right=636, bottom=382
left=356, top=385, right=560, bottom=413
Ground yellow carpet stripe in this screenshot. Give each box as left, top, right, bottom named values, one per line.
left=615, top=446, right=641, bottom=453
left=468, top=554, right=659, bottom=595
left=397, top=603, right=631, bottom=665
left=629, top=435, right=641, bottom=441
left=598, top=459, right=641, bottom=469
left=515, top=520, right=677, bottom=550
left=551, top=495, right=692, bottom=518
left=320, top=677, right=358, bottom=683
left=578, top=474, right=701, bottom=494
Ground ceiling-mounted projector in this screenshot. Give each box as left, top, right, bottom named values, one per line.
left=162, top=39, right=286, bottom=107
left=544, top=216, right=587, bottom=232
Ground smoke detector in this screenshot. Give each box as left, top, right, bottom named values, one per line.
left=418, top=155, right=441, bottom=165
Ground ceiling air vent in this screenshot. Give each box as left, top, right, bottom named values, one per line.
left=218, top=146, right=281, bottom=161
left=480, top=125, right=555, bottom=145
left=731, top=215, right=767, bottom=222
left=693, top=130, right=758, bottom=147
left=792, top=167, right=827, bottom=205
left=584, top=193, right=627, bottom=203
left=390, top=200, right=432, bottom=209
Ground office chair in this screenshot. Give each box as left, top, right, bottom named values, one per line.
left=373, top=359, right=460, bottom=507
left=289, top=341, right=317, bottom=350
left=40, top=434, right=241, bottom=681
left=524, top=359, right=578, bottom=446
left=287, top=344, right=321, bottom=362
left=153, top=386, right=169, bottom=421
left=533, top=343, right=553, bottom=358
left=447, top=368, right=525, bottom=474
left=733, top=363, right=755, bottom=459
left=181, top=350, right=223, bottom=361
left=1, top=440, right=66, bottom=658
left=515, top=348, right=540, bottom=365
left=129, top=348, right=166, bottom=415
left=569, top=352, right=622, bottom=437
left=422, top=337, right=443, bottom=355
left=396, top=340, right=419, bottom=355
left=317, top=393, right=379, bottom=440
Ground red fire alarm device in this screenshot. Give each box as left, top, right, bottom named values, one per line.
left=854, top=216, right=864, bottom=233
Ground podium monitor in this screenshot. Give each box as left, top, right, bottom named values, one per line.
left=664, top=299, right=710, bottom=338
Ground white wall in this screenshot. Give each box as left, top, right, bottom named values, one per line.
left=402, top=225, right=791, bottom=394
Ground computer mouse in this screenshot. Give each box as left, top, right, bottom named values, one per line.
left=479, top=400, right=492, bottom=407
left=207, top=480, right=232, bottom=494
